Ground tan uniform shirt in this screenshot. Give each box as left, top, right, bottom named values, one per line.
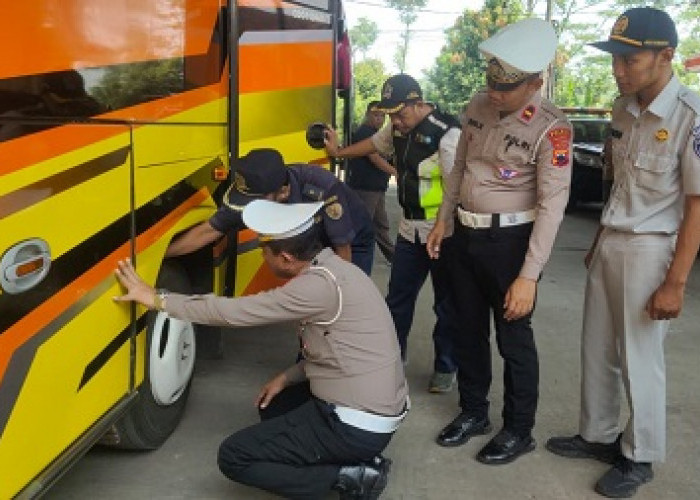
left=440, top=91, right=572, bottom=280
left=372, top=117, right=460, bottom=242
left=603, top=76, right=700, bottom=232
left=165, top=248, right=408, bottom=416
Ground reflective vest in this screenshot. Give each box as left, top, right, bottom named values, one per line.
left=393, top=108, right=460, bottom=220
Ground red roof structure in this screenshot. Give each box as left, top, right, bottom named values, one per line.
left=684, top=53, right=700, bottom=72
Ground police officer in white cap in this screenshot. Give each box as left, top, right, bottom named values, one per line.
left=547, top=7, right=700, bottom=498
left=114, top=200, right=408, bottom=499
left=427, top=18, right=572, bottom=464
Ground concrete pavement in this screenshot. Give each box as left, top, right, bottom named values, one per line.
left=49, top=191, right=700, bottom=499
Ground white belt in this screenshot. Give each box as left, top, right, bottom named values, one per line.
left=457, top=206, right=536, bottom=229
left=333, top=401, right=409, bottom=434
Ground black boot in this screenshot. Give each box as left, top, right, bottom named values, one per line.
left=334, top=456, right=392, bottom=500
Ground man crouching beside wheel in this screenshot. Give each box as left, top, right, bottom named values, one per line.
left=114, top=200, right=408, bottom=500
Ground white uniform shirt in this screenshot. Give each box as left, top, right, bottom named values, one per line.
left=603, top=76, right=700, bottom=233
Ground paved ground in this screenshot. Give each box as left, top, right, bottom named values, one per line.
left=49, top=189, right=700, bottom=499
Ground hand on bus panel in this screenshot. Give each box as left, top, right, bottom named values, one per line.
left=113, top=259, right=158, bottom=310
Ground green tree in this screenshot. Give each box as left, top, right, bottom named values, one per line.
left=349, top=17, right=379, bottom=60
left=385, top=0, right=427, bottom=73
left=425, top=0, right=523, bottom=114
left=92, top=60, right=184, bottom=110
left=352, top=58, right=388, bottom=124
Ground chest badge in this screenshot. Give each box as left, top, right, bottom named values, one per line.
left=655, top=128, right=669, bottom=142
left=497, top=167, right=520, bottom=180
left=325, top=202, right=343, bottom=220
left=520, top=105, right=536, bottom=123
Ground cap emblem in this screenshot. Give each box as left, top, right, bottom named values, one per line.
left=612, top=16, right=629, bottom=36
left=486, top=58, right=528, bottom=86
left=382, top=83, right=394, bottom=99
left=233, top=172, right=250, bottom=194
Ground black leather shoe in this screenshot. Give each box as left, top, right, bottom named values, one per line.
left=546, top=434, right=621, bottom=464
left=595, top=457, right=653, bottom=498
left=436, top=413, right=491, bottom=447
left=476, top=429, right=536, bottom=465
left=335, top=456, right=392, bottom=500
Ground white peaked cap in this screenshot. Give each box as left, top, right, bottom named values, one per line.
left=242, top=200, right=323, bottom=241
left=478, top=18, right=558, bottom=74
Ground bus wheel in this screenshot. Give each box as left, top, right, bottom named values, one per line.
left=113, top=261, right=196, bottom=449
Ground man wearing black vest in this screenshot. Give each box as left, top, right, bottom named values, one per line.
left=324, top=74, right=459, bottom=393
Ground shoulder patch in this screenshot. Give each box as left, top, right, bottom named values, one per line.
left=547, top=127, right=572, bottom=167
left=325, top=201, right=343, bottom=220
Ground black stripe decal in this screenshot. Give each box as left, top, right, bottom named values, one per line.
left=0, top=181, right=198, bottom=333
left=0, top=182, right=200, bottom=439
left=0, top=146, right=130, bottom=220
left=78, top=313, right=149, bottom=391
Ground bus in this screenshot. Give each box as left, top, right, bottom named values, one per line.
left=0, top=1, right=350, bottom=497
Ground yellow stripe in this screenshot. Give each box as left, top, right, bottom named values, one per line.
left=609, top=35, right=643, bottom=47
left=239, top=86, right=331, bottom=143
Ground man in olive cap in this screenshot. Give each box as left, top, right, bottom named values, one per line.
left=546, top=7, right=700, bottom=498
left=427, top=18, right=572, bottom=465
left=114, top=200, right=408, bottom=499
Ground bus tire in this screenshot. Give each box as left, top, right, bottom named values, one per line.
left=113, top=260, right=196, bottom=450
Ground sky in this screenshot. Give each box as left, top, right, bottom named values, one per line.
left=343, top=0, right=486, bottom=77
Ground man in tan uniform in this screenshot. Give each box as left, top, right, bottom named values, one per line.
left=114, top=200, right=409, bottom=500
left=547, top=7, right=700, bottom=498
left=427, top=19, right=572, bottom=464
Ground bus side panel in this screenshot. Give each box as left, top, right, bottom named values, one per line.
left=0, top=0, right=228, bottom=496
left=0, top=125, right=133, bottom=498
left=233, top=0, right=336, bottom=295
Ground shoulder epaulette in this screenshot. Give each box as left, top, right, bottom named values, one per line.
left=679, top=87, right=700, bottom=116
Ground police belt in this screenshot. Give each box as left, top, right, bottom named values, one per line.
left=457, top=206, right=536, bottom=229
left=332, top=400, right=409, bottom=434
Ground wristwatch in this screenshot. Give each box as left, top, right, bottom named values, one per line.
left=152, top=289, right=169, bottom=311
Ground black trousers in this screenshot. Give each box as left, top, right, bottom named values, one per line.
left=217, top=383, right=393, bottom=500
left=451, top=222, right=539, bottom=436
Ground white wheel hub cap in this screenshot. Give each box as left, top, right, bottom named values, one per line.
left=149, top=311, right=196, bottom=405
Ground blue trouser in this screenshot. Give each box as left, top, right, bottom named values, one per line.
left=350, top=220, right=375, bottom=276
left=385, top=233, right=457, bottom=373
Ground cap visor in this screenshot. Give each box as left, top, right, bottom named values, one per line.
left=375, top=100, right=406, bottom=113
left=225, top=188, right=263, bottom=209
left=486, top=77, right=528, bottom=92
left=589, top=39, right=643, bottom=55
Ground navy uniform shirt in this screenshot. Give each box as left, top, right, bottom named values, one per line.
left=208, top=165, right=371, bottom=248
left=287, top=165, right=372, bottom=248
left=346, top=124, right=390, bottom=192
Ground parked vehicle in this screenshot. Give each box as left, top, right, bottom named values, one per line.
left=0, top=1, right=350, bottom=497
left=561, top=108, right=611, bottom=212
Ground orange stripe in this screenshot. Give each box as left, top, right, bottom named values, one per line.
left=239, top=42, right=332, bottom=93
left=0, top=188, right=209, bottom=383
left=308, top=156, right=330, bottom=166
left=242, top=262, right=287, bottom=295
left=0, top=0, right=220, bottom=79
left=237, top=228, right=258, bottom=245
left=0, top=81, right=226, bottom=178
